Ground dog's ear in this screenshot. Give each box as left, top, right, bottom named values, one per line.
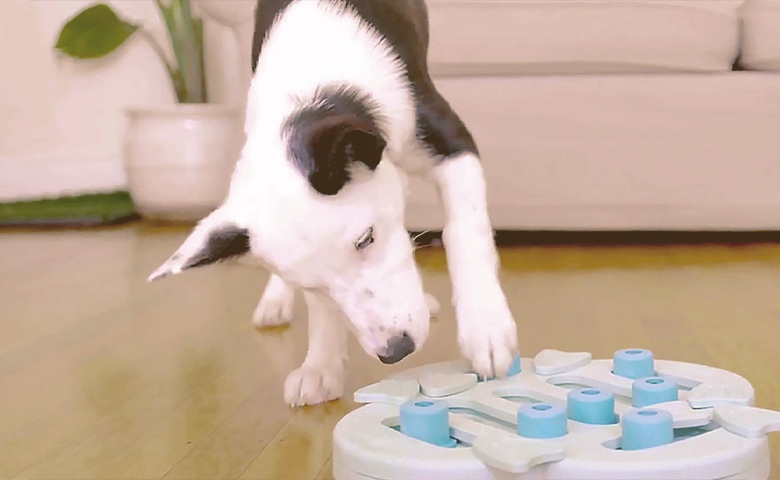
left=302, top=113, right=386, bottom=195
left=147, top=208, right=250, bottom=282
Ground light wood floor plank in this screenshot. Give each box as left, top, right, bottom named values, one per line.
left=238, top=400, right=353, bottom=480
left=1, top=225, right=778, bottom=479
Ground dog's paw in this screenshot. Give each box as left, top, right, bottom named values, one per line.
left=425, top=292, right=441, bottom=318
left=252, top=279, right=294, bottom=329
left=252, top=294, right=293, bottom=328
left=455, top=293, right=518, bottom=380
left=284, top=363, right=345, bottom=407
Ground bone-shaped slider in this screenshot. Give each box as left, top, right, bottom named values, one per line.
left=713, top=405, right=780, bottom=438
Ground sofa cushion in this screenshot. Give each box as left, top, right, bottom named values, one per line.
left=425, top=0, right=742, bottom=76
left=741, top=0, right=780, bottom=71
left=403, top=72, right=780, bottom=231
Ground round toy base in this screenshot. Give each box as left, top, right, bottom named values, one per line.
left=332, top=456, right=771, bottom=480
left=332, top=349, right=780, bottom=480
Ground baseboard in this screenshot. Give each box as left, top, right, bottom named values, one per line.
left=409, top=229, right=780, bottom=247
left=405, top=201, right=780, bottom=232
left=0, top=152, right=126, bottom=201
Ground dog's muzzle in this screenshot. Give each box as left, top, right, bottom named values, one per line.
left=377, top=332, right=416, bottom=364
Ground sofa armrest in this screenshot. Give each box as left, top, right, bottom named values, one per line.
left=741, top=0, right=780, bottom=71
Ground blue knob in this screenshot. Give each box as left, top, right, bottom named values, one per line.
left=517, top=403, right=568, bottom=438
left=508, top=354, right=522, bottom=377
left=613, top=348, right=655, bottom=379
left=567, top=388, right=618, bottom=425
left=632, top=376, right=678, bottom=407
left=477, top=354, right=522, bottom=381
left=621, top=408, right=674, bottom=450
left=399, top=399, right=457, bottom=447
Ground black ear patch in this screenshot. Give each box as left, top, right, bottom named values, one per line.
left=285, top=85, right=387, bottom=196
left=304, top=114, right=386, bottom=195
left=181, top=226, right=250, bottom=271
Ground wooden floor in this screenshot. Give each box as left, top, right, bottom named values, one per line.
left=2, top=223, right=780, bottom=479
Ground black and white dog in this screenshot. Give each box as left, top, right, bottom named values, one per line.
left=149, top=0, right=518, bottom=407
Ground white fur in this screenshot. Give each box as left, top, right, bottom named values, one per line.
left=424, top=292, right=440, bottom=317
left=149, top=0, right=517, bottom=406
left=285, top=290, right=348, bottom=407
left=253, top=273, right=295, bottom=328
left=253, top=275, right=440, bottom=328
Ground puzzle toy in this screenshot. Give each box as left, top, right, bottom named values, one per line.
left=333, top=348, right=780, bottom=479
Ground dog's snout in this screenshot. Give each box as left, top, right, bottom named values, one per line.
left=377, top=332, right=415, bottom=364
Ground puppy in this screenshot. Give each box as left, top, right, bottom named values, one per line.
left=148, top=0, right=518, bottom=407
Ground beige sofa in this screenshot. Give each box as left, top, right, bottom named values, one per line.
left=404, top=0, right=780, bottom=231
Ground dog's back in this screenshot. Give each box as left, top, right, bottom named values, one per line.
left=251, top=0, right=430, bottom=79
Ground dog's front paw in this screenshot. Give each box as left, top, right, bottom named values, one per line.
left=425, top=292, right=441, bottom=317
left=252, top=282, right=294, bottom=329
left=284, top=363, right=345, bottom=407
left=455, top=293, right=518, bottom=380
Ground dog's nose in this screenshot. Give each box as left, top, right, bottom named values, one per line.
left=377, top=332, right=416, bottom=364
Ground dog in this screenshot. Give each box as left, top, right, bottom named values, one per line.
left=148, top=0, right=519, bottom=407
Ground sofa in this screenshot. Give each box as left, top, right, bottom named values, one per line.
left=402, top=0, right=780, bottom=232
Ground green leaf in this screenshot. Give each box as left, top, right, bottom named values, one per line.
left=55, top=4, right=139, bottom=59
left=192, top=16, right=208, bottom=103
left=154, top=0, right=206, bottom=102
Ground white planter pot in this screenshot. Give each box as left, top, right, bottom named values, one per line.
left=122, top=103, right=241, bottom=222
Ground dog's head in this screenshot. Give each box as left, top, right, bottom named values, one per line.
left=148, top=86, right=429, bottom=365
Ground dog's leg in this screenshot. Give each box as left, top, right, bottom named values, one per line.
left=416, top=89, right=519, bottom=379
left=253, top=274, right=296, bottom=329
left=284, top=290, right=348, bottom=407
left=434, top=155, right=518, bottom=379
left=424, top=292, right=440, bottom=317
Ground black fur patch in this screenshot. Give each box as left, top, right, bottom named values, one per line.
left=415, top=88, right=479, bottom=158
left=284, top=85, right=387, bottom=195
left=182, top=227, right=250, bottom=271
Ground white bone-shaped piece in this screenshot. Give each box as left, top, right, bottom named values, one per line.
left=471, top=434, right=566, bottom=473
left=687, top=383, right=753, bottom=408
left=353, top=378, right=420, bottom=405
left=713, top=405, right=780, bottom=438
left=450, top=388, right=525, bottom=425
left=627, top=400, right=713, bottom=428
left=447, top=413, right=566, bottom=473
left=534, top=349, right=593, bottom=375
left=547, top=360, right=634, bottom=398
left=419, top=372, right=478, bottom=398
left=385, top=359, right=473, bottom=383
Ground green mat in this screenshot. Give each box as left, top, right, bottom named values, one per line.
left=0, top=191, right=139, bottom=227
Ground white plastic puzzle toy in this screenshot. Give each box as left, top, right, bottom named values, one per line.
left=333, top=348, right=780, bottom=479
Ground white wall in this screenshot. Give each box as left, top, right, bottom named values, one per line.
left=0, top=0, right=243, bottom=200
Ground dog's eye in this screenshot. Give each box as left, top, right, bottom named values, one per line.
left=354, top=226, right=374, bottom=251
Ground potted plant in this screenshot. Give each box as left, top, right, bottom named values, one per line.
left=54, top=0, right=241, bottom=222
